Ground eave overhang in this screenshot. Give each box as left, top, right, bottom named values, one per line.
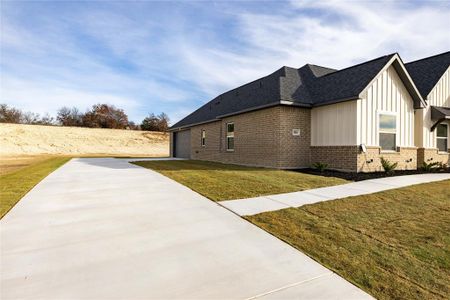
left=430, top=106, right=450, bottom=131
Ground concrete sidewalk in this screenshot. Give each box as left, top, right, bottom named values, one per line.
left=1, top=158, right=371, bottom=299
left=220, top=173, right=450, bottom=216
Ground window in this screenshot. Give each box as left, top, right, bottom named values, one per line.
left=437, top=123, right=448, bottom=152
left=226, top=122, right=234, bottom=151
left=201, top=130, right=206, bottom=147
left=379, top=113, right=397, bottom=151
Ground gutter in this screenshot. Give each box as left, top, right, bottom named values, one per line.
left=310, top=96, right=360, bottom=107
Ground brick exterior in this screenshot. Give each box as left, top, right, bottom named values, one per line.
left=357, top=147, right=417, bottom=172
left=172, top=105, right=429, bottom=173
left=417, top=148, right=450, bottom=167
left=310, top=146, right=418, bottom=172
left=310, top=146, right=359, bottom=171
left=188, top=106, right=311, bottom=168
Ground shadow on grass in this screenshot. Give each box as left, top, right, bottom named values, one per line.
left=131, top=159, right=281, bottom=172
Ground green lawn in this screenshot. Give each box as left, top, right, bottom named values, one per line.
left=132, top=160, right=347, bottom=201
left=0, top=157, right=70, bottom=218
left=247, top=180, right=450, bottom=299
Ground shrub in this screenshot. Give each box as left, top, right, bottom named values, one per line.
left=312, top=162, right=328, bottom=172
left=380, top=157, right=397, bottom=175
left=421, top=161, right=441, bottom=172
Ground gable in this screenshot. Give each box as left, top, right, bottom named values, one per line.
left=405, top=51, right=450, bottom=98
left=357, top=64, right=415, bottom=147
left=426, top=66, right=450, bottom=107
left=359, top=55, right=424, bottom=109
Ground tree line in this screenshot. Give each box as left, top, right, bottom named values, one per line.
left=0, top=103, right=169, bottom=132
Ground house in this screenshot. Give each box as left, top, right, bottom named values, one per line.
left=406, top=53, right=450, bottom=167
left=169, top=52, right=450, bottom=172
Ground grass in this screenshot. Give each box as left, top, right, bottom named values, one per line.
left=247, top=180, right=450, bottom=299
left=0, top=155, right=51, bottom=176
left=132, top=160, right=347, bottom=201
left=0, top=156, right=70, bottom=218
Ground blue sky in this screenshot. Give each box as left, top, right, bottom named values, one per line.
left=1, top=0, right=449, bottom=124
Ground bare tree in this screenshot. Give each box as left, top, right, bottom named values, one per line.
left=36, top=113, right=55, bottom=125
left=157, top=112, right=170, bottom=132
left=141, top=112, right=170, bottom=132
left=57, top=107, right=83, bottom=126
left=21, top=111, right=41, bottom=124
left=82, top=104, right=129, bottom=129
left=0, top=104, right=22, bottom=123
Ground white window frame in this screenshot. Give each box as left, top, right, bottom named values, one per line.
left=436, top=123, right=448, bottom=153
left=201, top=130, right=206, bottom=147
left=378, top=111, right=398, bottom=152
left=226, top=122, right=234, bottom=151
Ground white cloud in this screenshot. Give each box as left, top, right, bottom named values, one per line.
left=1, top=1, right=449, bottom=124
left=174, top=0, right=450, bottom=93
left=0, top=77, right=140, bottom=117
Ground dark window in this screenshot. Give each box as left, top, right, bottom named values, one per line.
left=437, top=124, right=448, bottom=152
left=201, top=130, right=206, bottom=147
left=226, top=122, right=234, bottom=151
left=380, top=133, right=396, bottom=151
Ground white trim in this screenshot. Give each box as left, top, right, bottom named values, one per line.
left=201, top=129, right=206, bottom=147
left=226, top=122, right=234, bottom=151
left=436, top=123, right=448, bottom=153
left=425, top=65, right=450, bottom=100
left=378, top=111, right=398, bottom=151
left=359, top=54, right=425, bottom=107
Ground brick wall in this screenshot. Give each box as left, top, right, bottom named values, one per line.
left=189, top=106, right=311, bottom=168
left=176, top=105, right=425, bottom=173
left=278, top=107, right=311, bottom=168
left=417, top=148, right=449, bottom=167
left=357, top=147, right=417, bottom=172
left=310, top=146, right=418, bottom=172
left=310, top=146, right=359, bottom=171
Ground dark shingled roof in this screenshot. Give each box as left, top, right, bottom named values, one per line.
left=405, top=51, right=450, bottom=98
left=171, top=53, right=415, bottom=129
left=306, top=54, right=395, bottom=105
left=171, top=67, right=288, bottom=129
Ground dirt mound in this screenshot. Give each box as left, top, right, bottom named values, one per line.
left=0, top=124, right=169, bottom=157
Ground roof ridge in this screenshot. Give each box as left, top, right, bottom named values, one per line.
left=306, top=63, right=337, bottom=71
left=317, top=53, right=397, bottom=79
left=406, top=51, right=450, bottom=65
left=210, top=66, right=286, bottom=98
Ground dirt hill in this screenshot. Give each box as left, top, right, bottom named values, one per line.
left=0, top=123, right=169, bottom=157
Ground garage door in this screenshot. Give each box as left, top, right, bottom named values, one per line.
left=174, top=130, right=191, bottom=158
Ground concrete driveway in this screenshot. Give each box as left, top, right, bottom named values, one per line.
left=1, top=158, right=371, bottom=299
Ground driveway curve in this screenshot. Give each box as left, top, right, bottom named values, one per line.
left=1, top=158, right=371, bottom=299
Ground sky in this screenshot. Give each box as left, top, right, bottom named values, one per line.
left=1, top=0, right=449, bottom=124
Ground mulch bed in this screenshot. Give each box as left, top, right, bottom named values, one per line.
left=295, top=168, right=450, bottom=181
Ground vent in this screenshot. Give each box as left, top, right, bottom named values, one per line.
left=292, top=129, right=301, bottom=136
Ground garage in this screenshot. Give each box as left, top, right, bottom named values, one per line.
left=173, top=129, right=191, bottom=158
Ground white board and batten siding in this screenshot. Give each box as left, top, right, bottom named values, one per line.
left=357, top=65, right=415, bottom=147
left=311, top=65, right=415, bottom=147
left=416, top=66, right=450, bottom=149
left=311, top=101, right=357, bottom=146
